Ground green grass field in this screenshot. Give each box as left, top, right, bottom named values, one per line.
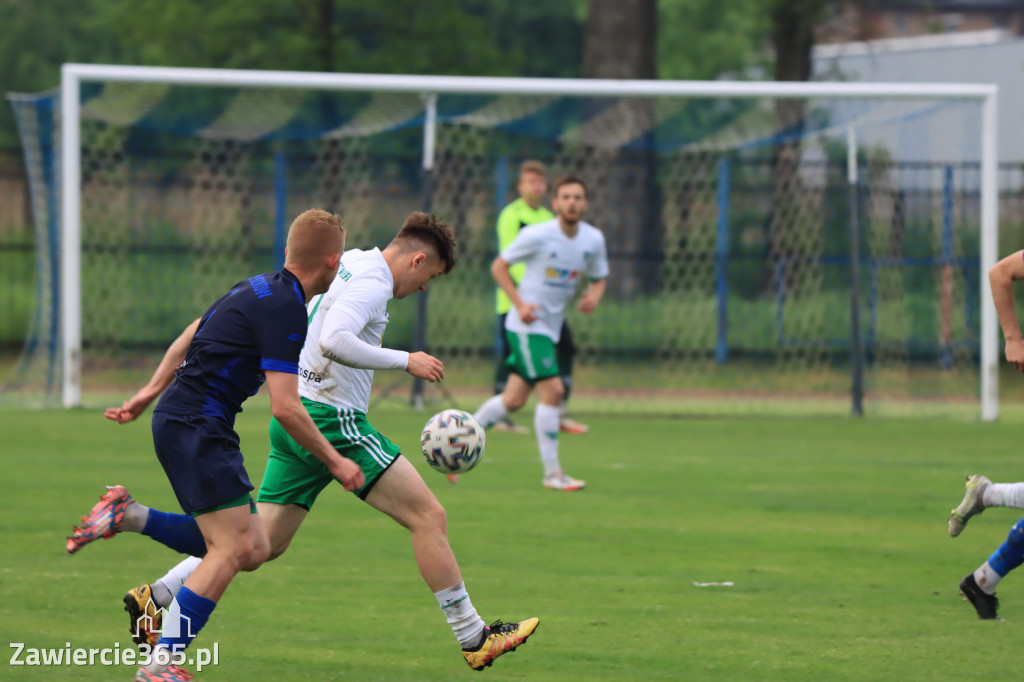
left=2, top=405, right=1024, bottom=681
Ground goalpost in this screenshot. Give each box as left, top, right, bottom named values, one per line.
left=9, top=63, right=1000, bottom=418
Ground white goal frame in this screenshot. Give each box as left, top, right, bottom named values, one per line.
left=58, top=63, right=1000, bottom=419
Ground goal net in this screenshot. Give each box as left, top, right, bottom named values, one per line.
left=5, top=66, right=998, bottom=418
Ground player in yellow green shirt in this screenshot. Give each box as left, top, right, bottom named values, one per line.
left=492, top=160, right=588, bottom=434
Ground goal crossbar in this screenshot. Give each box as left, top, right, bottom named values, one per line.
left=57, top=63, right=1000, bottom=419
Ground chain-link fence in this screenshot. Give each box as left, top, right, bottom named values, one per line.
left=2, top=80, right=1003, bottom=415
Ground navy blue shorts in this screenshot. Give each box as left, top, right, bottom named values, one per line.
left=151, top=411, right=254, bottom=515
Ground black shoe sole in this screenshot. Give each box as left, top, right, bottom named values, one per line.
left=959, top=580, right=999, bottom=620
left=123, top=592, right=152, bottom=647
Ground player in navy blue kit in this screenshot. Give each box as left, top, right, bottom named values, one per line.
left=71, top=209, right=363, bottom=682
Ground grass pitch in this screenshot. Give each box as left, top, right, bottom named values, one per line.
left=2, top=405, right=1022, bottom=681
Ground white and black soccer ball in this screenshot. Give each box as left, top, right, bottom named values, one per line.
left=420, top=409, right=486, bottom=474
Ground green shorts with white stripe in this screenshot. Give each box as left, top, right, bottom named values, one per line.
left=505, top=330, right=560, bottom=384
left=260, top=397, right=401, bottom=507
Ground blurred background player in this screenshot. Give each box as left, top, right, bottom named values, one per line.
left=473, top=175, right=608, bottom=491
left=68, top=213, right=538, bottom=671
left=949, top=248, right=1024, bottom=619
left=492, top=160, right=588, bottom=435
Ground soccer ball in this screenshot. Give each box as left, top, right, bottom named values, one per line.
left=420, top=409, right=486, bottom=474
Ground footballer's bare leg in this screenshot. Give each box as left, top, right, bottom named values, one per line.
left=189, top=506, right=269, bottom=599
left=534, top=376, right=583, bottom=491
left=366, top=457, right=461, bottom=591
left=365, top=456, right=540, bottom=664
left=138, top=506, right=268, bottom=678
left=257, top=501, right=308, bottom=561
left=501, top=373, right=534, bottom=413
left=474, top=373, right=532, bottom=431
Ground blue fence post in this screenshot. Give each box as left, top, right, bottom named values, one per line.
left=273, top=149, right=288, bottom=270
left=38, top=96, right=59, bottom=395
left=716, top=157, right=731, bottom=365
left=940, top=164, right=953, bottom=369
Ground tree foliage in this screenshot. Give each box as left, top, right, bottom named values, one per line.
left=657, top=0, right=771, bottom=80
left=1, top=0, right=835, bottom=149
left=0, top=0, right=588, bottom=148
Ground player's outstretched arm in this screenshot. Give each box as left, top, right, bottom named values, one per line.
left=491, top=256, right=538, bottom=323
left=577, top=278, right=606, bottom=315
left=264, top=370, right=365, bottom=491
left=989, top=250, right=1024, bottom=371
left=104, top=317, right=201, bottom=424
left=317, top=292, right=442, bottom=382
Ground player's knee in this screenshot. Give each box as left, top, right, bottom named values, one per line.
left=239, top=542, right=269, bottom=571
left=266, top=537, right=292, bottom=562
left=541, top=383, right=564, bottom=405
left=422, top=499, right=448, bottom=535
left=223, top=533, right=269, bottom=572
left=503, top=393, right=527, bottom=412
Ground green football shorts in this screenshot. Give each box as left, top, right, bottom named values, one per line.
left=259, top=397, right=401, bottom=508
left=505, top=330, right=560, bottom=384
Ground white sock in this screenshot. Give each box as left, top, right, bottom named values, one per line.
left=122, top=501, right=149, bottom=533
left=974, top=562, right=1002, bottom=594
left=434, top=582, right=486, bottom=648
left=474, top=395, right=509, bottom=430
left=534, top=403, right=561, bottom=477
left=152, top=556, right=202, bottom=607
left=984, top=483, right=1024, bottom=509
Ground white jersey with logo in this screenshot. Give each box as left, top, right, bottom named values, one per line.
left=501, top=219, right=609, bottom=342
left=298, top=248, right=396, bottom=412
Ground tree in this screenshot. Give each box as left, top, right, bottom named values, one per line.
left=765, top=0, right=832, bottom=268
left=0, top=0, right=125, bottom=149
left=583, top=0, right=656, bottom=80
left=771, top=0, right=828, bottom=82
left=99, top=0, right=516, bottom=76
left=0, top=0, right=587, bottom=149
left=657, top=0, right=769, bottom=80
left=582, top=0, right=659, bottom=296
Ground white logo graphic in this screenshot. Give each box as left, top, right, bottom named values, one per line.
left=137, top=598, right=195, bottom=639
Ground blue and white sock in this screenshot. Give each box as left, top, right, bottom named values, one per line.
left=148, top=586, right=216, bottom=670
left=152, top=557, right=202, bottom=608
left=978, top=517, right=1024, bottom=593
left=974, top=562, right=1003, bottom=594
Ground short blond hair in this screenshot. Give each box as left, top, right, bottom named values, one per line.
left=284, top=209, right=345, bottom=269
left=519, top=160, right=547, bottom=178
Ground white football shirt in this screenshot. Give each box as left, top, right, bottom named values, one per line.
left=501, top=219, right=609, bottom=342
left=298, top=248, right=401, bottom=412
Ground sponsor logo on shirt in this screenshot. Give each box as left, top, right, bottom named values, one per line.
left=298, top=366, right=323, bottom=384
left=544, top=266, right=579, bottom=287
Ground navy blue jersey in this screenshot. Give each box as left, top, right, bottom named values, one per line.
left=156, top=269, right=307, bottom=424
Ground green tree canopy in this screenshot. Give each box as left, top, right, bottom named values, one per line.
left=0, top=0, right=587, bottom=148
left=657, top=0, right=771, bottom=80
